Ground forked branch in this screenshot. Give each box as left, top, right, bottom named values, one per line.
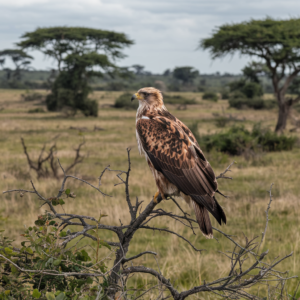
left=20, top=137, right=86, bottom=179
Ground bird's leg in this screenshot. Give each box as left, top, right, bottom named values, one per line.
left=153, top=191, right=163, bottom=204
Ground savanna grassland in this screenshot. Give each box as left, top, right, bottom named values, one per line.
left=1, top=89, right=300, bottom=299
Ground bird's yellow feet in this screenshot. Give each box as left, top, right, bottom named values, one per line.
left=153, top=191, right=160, bottom=204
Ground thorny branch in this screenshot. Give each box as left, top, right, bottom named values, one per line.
left=2, top=151, right=297, bottom=299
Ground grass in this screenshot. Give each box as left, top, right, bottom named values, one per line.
left=1, top=89, right=300, bottom=299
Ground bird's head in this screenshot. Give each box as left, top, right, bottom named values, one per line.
left=131, top=87, right=164, bottom=108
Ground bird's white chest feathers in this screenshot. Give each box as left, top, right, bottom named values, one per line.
left=136, top=101, right=149, bottom=157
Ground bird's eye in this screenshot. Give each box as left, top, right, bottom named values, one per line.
left=143, top=92, right=149, bottom=96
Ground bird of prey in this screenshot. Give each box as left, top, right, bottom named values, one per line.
left=131, top=87, right=226, bottom=238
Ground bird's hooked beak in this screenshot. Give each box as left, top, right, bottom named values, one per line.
left=131, top=92, right=142, bottom=102
left=131, top=94, right=137, bottom=102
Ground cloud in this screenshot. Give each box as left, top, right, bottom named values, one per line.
left=0, top=0, right=299, bottom=73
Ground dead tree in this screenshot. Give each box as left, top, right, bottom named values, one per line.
left=2, top=149, right=297, bottom=299
left=21, top=137, right=85, bottom=179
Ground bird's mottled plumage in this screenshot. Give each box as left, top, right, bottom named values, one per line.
left=133, top=87, right=226, bottom=238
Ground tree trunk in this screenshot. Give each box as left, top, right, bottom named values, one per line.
left=275, top=95, right=292, bottom=132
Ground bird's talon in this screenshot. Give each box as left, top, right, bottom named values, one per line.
left=153, top=191, right=160, bottom=204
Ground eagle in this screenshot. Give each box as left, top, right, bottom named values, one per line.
left=131, top=87, right=226, bottom=238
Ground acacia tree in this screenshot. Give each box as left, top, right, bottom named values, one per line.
left=201, top=18, right=300, bottom=132
left=18, top=27, right=133, bottom=116
left=0, top=49, right=33, bottom=82
left=173, top=66, right=199, bottom=84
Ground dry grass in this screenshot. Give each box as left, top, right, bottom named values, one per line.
left=1, top=89, right=300, bottom=299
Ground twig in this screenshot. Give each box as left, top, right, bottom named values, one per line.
left=216, top=161, right=235, bottom=180
left=257, top=183, right=274, bottom=254
left=123, top=251, right=157, bottom=263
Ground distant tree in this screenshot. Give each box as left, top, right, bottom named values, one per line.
left=173, top=66, right=199, bottom=84
left=201, top=17, right=300, bottom=132
left=131, top=64, right=145, bottom=75
left=0, top=58, right=4, bottom=69
left=228, top=62, right=265, bottom=98
left=163, top=68, right=171, bottom=76
left=18, top=27, right=133, bottom=116
left=242, top=61, right=269, bottom=83
left=0, top=49, right=33, bottom=81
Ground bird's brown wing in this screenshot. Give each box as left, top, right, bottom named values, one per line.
left=136, top=117, right=226, bottom=225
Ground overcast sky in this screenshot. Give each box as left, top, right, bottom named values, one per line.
left=0, top=0, right=299, bottom=74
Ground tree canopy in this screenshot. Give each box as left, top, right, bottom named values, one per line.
left=201, top=18, right=300, bottom=62
left=18, top=27, right=134, bottom=116
left=173, top=66, right=199, bottom=84
left=0, top=49, right=33, bottom=81
left=201, top=18, right=300, bottom=131
left=18, top=27, right=134, bottom=72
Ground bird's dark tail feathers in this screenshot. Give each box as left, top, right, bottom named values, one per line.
left=192, top=200, right=213, bottom=239
left=191, top=196, right=226, bottom=238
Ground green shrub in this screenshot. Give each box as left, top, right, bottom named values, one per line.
left=79, top=98, right=98, bottom=117
left=163, top=94, right=196, bottom=105
left=198, top=124, right=297, bottom=155
left=46, top=87, right=98, bottom=117
left=228, top=96, right=265, bottom=109
left=28, top=108, right=45, bottom=113
left=21, top=90, right=44, bottom=101
left=0, top=214, right=109, bottom=299
left=105, top=81, right=127, bottom=91
left=264, top=99, right=277, bottom=109
left=221, top=91, right=229, bottom=100
left=229, top=79, right=263, bottom=98
left=202, top=92, right=218, bottom=102
left=167, top=83, right=181, bottom=91
left=252, top=124, right=296, bottom=151
left=214, top=116, right=231, bottom=128
left=241, top=82, right=263, bottom=98
left=114, top=93, right=139, bottom=110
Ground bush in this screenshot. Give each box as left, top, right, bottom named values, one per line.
left=214, top=116, right=231, bottom=128
left=0, top=215, right=106, bottom=299
left=198, top=124, right=297, bottom=155
left=241, top=81, right=263, bottom=98
left=221, top=90, right=230, bottom=100
left=163, top=94, right=196, bottom=105
left=21, top=90, right=44, bottom=101
left=46, top=87, right=98, bottom=117
left=202, top=91, right=218, bottom=102
left=114, top=93, right=139, bottom=110
left=228, top=95, right=265, bottom=109
left=104, top=81, right=127, bottom=91
left=252, top=124, right=296, bottom=151
left=79, top=98, right=98, bottom=117
left=167, top=83, right=181, bottom=91
left=28, top=108, right=45, bottom=113
left=229, top=79, right=263, bottom=98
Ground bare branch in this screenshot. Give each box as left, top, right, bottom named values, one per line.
left=257, top=183, right=274, bottom=254
left=123, top=251, right=157, bottom=263
left=216, top=161, right=235, bottom=180
left=140, top=225, right=204, bottom=253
